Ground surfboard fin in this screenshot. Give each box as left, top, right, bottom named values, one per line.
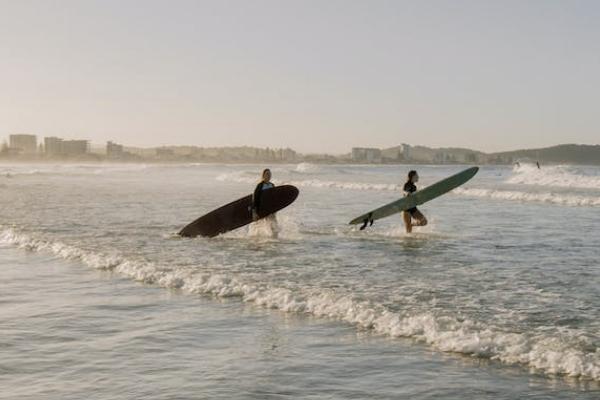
left=359, top=213, right=373, bottom=230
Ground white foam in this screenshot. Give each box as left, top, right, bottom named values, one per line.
left=215, top=172, right=257, bottom=184
left=508, top=164, right=600, bottom=190
left=454, top=188, right=600, bottom=207
left=2, top=226, right=599, bottom=381
left=0, top=164, right=150, bottom=178
left=293, top=162, right=320, bottom=173
left=217, top=172, right=600, bottom=210
left=293, top=179, right=401, bottom=191
left=216, top=170, right=600, bottom=208
left=221, top=214, right=302, bottom=240
left=216, top=172, right=402, bottom=192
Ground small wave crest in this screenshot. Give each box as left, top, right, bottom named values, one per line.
left=215, top=172, right=257, bottom=184
left=0, top=168, right=45, bottom=177
left=454, top=188, right=600, bottom=207
left=0, top=164, right=150, bottom=178
left=293, top=162, right=320, bottom=174
left=508, top=164, right=600, bottom=190
left=1, top=226, right=599, bottom=381
left=216, top=172, right=401, bottom=191
left=217, top=171, right=600, bottom=208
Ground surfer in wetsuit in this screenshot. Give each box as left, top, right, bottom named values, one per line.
left=251, top=168, right=279, bottom=237
left=402, top=170, right=427, bottom=233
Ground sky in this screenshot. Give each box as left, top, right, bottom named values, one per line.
left=1, top=0, right=599, bottom=154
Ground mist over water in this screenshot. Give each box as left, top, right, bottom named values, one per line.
left=1, top=162, right=599, bottom=399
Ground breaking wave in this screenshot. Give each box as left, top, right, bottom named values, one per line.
left=1, top=226, right=599, bottom=381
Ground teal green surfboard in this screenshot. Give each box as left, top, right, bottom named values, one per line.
left=349, top=166, right=479, bottom=226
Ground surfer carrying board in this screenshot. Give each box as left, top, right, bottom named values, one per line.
left=349, top=167, right=477, bottom=232
left=402, top=170, right=427, bottom=233
left=251, top=168, right=279, bottom=237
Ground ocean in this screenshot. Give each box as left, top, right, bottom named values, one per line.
left=1, top=162, right=599, bottom=399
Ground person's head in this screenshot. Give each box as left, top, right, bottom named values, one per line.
left=407, top=170, right=419, bottom=183
left=262, top=168, right=272, bottom=182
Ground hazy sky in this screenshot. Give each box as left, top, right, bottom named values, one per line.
left=1, top=0, right=599, bottom=153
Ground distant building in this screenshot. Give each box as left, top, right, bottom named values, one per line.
left=44, top=137, right=89, bottom=157
left=351, top=147, right=382, bottom=163
left=465, top=152, right=479, bottom=163
left=400, top=144, right=411, bottom=160
left=107, top=141, right=124, bottom=158
left=62, top=140, right=89, bottom=156
left=44, top=137, right=64, bottom=156
left=434, top=152, right=456, bottom=163
left=156, top=148, right=175, bottom=158
left=278, top=148, right=297, bottom=162
left=9, top=134, right=37, bottom=154
left=382, top=143, right=411, bottom=161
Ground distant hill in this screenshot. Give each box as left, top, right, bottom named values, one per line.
left=376, top=143, right=600, bottom=165
left=487, top=144, right=600, bottom=165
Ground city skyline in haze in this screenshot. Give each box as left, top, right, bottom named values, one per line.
left=1, top=0, right=599, bottom=154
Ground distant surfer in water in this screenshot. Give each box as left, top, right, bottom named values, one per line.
left=251, top=168, right=279, bottom=237
left=402, top=170, right=427, bottom=233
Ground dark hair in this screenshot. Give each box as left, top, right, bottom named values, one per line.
left=407, top=170, right=417, bottom=182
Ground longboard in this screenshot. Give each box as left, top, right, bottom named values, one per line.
left=349, top=167, right=479, bottom=228
left=179, top=185, right=299, bottom=238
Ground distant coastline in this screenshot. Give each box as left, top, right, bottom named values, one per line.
left=1, top=135, right=599, bottom=165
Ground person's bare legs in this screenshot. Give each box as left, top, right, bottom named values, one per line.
left=402, top=211, right=413, bottom=233
left=403, top=210, right=427, bottom=233
left=267, top=213, right=279, bottom=238
left=411, top=210, right=428, bottom=227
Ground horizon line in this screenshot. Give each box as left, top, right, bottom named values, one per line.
left=2, top=134, right=598, bottom=156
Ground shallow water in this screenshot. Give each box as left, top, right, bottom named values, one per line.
left=1, top=162, right=599, bottom=398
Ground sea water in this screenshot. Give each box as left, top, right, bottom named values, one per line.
left=0, top=162, right=598, bottom=399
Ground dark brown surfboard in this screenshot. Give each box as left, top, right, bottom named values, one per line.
left=179, top=185, right=299, bottom=238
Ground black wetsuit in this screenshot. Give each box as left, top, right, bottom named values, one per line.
left=403, top=181, right=419, bottom=216
left=252, top=181, right=274, bottom=212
